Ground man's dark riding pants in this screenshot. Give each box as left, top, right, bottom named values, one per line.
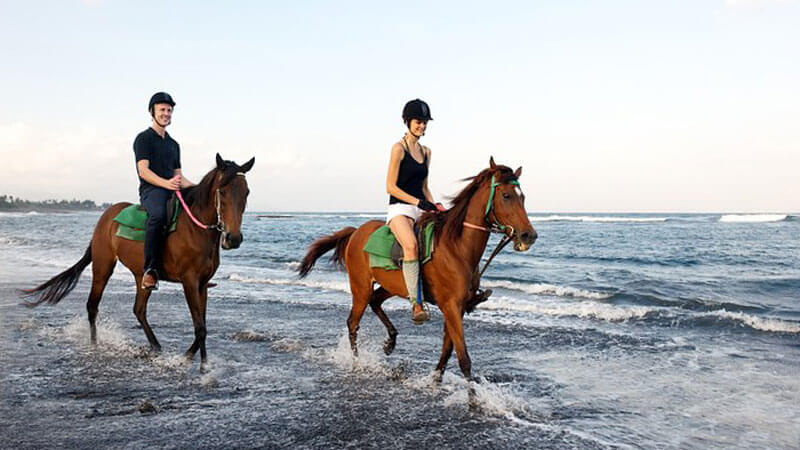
left=140, top=187, right=171, bottom=276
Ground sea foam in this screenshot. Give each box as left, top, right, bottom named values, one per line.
left=482, top=279, right=612, bottom=300
left=228, top=273, right=350, bottom=293
left=709, top=310, right=800, bottom=333
left=480, top=297, right=654, bottom=322
left=719, top=214, right=787, bottom=223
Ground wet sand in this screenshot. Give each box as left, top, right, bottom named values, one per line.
left=0, top=278, right=594, bottom=450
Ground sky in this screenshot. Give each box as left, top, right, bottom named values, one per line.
left=0, top=0, right=798, bottom=212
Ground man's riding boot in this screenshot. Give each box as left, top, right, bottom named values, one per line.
left=142, top=270, right=159, bottom=291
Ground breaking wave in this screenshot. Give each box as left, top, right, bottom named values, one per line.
left=482, top=279, right=612, bottom=300
left=719, top=214, right=788, bottom=223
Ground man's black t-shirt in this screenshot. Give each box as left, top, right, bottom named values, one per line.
left=133, top=127, right=181, bottom=195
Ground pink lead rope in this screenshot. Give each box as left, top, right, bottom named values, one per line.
left=175, top=190, right=211, bottom=230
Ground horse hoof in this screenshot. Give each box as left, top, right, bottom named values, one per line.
left=383, top=340, right=396, bottom=356
left=467, top=384, right=479, bottom=409
left=432, top=370, right=443, bottom=384
left=150, top=345, right=162, bottom=354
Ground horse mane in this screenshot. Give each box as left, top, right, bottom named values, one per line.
left=419, top=165, right=517, bottom=238
left=182, top=165, right=240, bottom=206
left=182, top=168, right=217, bottom=207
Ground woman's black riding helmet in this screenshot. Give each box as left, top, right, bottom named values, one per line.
left=148, top=92, right=176, bottom=113
left=402, top=99, right=433, bottom=124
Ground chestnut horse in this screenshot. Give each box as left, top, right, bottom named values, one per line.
left=23, top=154, right=254, bottom=364
left=298, top=158, right=536, bottom=381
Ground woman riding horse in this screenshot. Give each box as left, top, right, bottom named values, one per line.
left=386, top=98, right=444, bottom=324
left=299, top=158, right=536, bottom=381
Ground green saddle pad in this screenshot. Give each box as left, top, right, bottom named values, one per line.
left=363, top=222, right=435, bottom=270
left=113, top=199, right=180, bottom=241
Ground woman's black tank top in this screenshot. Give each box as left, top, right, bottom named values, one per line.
left=389, top=141, right=428, bottom=205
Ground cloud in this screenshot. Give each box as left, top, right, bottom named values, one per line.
left=0, top=121, right=137, bottom=203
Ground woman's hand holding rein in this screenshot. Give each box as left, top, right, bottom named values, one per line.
left=417, top=198, right=438, bottom=212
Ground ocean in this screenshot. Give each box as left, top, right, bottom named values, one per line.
left=1, top=211, right=798, bottom=449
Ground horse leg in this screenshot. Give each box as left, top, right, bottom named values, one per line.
left=347, top=279, right=372, bottom=357
left=440, top=300, right=479, bottom=405
left=198, top=283, right=209, bottom=363
left=86, top=253, right=116, bottom=345
left=182, top=279, right=206, bottom=363
left=133, top=275, right=161, bottom=352
left=440, top=301, right=472, bottom=381
left=433, top=326, right=454, bottom=382
left=369, top=287, right=397, bottom=355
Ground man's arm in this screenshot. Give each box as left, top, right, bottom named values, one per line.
left=137, top=160, right=181, bottom=190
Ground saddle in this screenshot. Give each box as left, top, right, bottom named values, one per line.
left=363, top=222, right=435, bottom=271
left=113, top=194, right=181, bottom=241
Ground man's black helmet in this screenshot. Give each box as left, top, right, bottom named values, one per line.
left=402, top=99, right=433, bottom=122
left=148, top=92, right=175, bottom=112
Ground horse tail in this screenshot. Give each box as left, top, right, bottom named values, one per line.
left=298, top=227, right=356, bottom=278
left=21, top=244, right=92, bottom=307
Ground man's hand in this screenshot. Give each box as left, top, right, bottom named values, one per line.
left=167, top=175, right=182, bottom=191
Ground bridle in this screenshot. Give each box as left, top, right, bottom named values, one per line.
left=463, top=174, right=521, bottom=235
left=462, top=174, right=523, bottom=278
left=175, top=172, right=246, bottom=234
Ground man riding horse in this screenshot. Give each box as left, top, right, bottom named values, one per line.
left=134, top=92, right=195, bottom=290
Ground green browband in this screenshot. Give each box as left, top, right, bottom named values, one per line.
left=484, top=175, right=521, bottom=231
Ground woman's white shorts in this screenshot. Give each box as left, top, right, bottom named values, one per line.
left=386, top=203, right=422, bottom=224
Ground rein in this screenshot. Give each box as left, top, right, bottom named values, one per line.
left=175, top=172, right=246, bottom=232
left=461, top=174, right=522, bottom=278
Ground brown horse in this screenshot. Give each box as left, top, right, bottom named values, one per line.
left=23, top=153, right=254, bottom=364
left=298, top=157, right=536, bottom=381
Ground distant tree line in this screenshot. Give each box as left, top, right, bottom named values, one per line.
left=0, top=195, right=111, bottom=211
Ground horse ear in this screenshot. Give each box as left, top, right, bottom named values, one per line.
left=514, top=166, right=522, bottom=178
left=240, top=157, right=255, bottom=173
left=489, top=156, right=496, bottom=169
left=216, top=153, right=225, bottom=169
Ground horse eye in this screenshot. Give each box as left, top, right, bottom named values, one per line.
left=502, top=192, right=511, bottom=200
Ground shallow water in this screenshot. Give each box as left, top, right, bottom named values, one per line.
left=1, top=211, right=798, bottom=448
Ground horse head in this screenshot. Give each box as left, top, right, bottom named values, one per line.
left=483, top=156, right=537, bottom=251
left=213, top=153, right=254, bottom=249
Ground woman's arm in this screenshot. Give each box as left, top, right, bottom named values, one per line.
left=422, top=147, right=434, bottom=203
left=386, top=143, right=423, bottom=205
